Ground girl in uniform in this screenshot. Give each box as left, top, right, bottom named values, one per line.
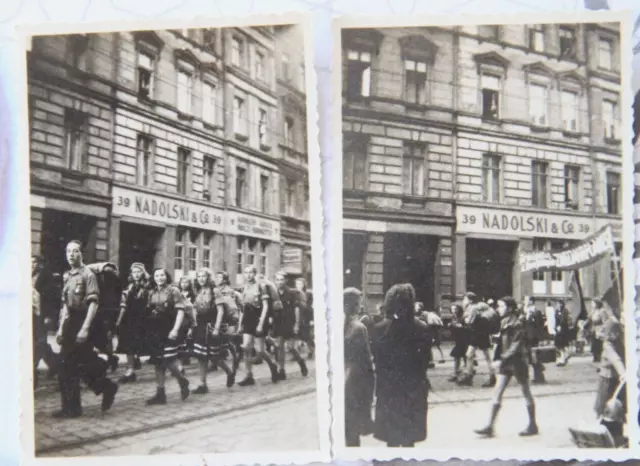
left=295, top=277, right=315, bottom=360
left=145, top=268, right=191, bottom=405
left=475, top=296, right=538, bottom=438
left=178, top=276, right=195, bottom=368
left=116, top=262, right=150, bottom=383
left=214, top=271, right=242, bottom=372
left=448, top=302, right=469, bottom=382
left=555, top=299, right=572, bottom=366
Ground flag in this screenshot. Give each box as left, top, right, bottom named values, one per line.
left=567, top=270, right=587, bottom=324
left=602, top=267, right=623, bottom=319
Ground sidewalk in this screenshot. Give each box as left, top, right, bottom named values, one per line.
left=34, top=356, right=317, bottom=456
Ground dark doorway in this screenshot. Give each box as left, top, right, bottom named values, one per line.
left=466, top=238, right=516, bottom=301
left=343, top=233, right=367, bottom=290
left=118, top=222, right=163, bottom=285
left=383, top=233, right=437, bottom=310
left=41, top=210, right=97, bottom=277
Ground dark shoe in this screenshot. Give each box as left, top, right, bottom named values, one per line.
left=226, top=371, right=236, bottom=388
left=457, top=374, right=473, bottom=386
left=192, top=384, right=209, bottom=395
left=238, top=374, right=255, bottom=386
left=299, top=359, right=309, bottom=377
left=474, top=425, right=494, bottom=437
left=133, top=357, right=142, bottom=370
left=438, top=359, right=446, bottom=364
left=268, top=362, right=279, bottom=383
left=101, top=381, right=118, bottom=412
left=532, top=375, right=546, bottom=385
left=52, top=409, right=83, bottom=419
left=146, top=388, right=167, bottom=405
left=278, top=369, right=287, bottom=381
left=482, top=374, right=497, bottom=388
left=118, top=372, right=137, bottom=384
left=179, top=378, right=190, bottom=401
left=519, top=424, right=539, bottom=436
left=448, top=375, right=459, bottom=382
left=427, top=362, right=436, bottom=369
left=108, top=355, right=119, bottom=373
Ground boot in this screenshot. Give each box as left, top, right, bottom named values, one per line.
left=146, top=387, right=167, bottom=405
left=448, top=374, right=459, bottom=382
left=475, top=403, right=500, bottom=437
left=298, top=357, right=309, bottom=377
left=532, top=366, right=546, bottom=385
left=178, top=377, right=190, bottom=401
left=519, top=404, right=539, bottom=436
left=482, top=374, right=497, bottom=388
left=457, top=372, right=473, bottom=386
left=101, top=380, right=118, bottom=412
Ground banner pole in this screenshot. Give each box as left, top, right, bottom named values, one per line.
left=612, top=248, right=623, bottom=319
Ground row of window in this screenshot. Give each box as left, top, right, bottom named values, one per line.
left=347, top=50, right=618, bottom=139
left=344, top=139, right=621, bottom=215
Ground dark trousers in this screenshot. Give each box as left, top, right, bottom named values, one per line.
left=33, top=316, right=58, bottom=375
left=592, top=338, right=603, bottom=362
left=58, top=316, right=109, bottom=413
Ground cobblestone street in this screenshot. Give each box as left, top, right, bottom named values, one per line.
left=34, top=352, right=318, bottom=457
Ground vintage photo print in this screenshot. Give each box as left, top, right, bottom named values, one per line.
left=331, top=10, right=637, bottom=461
left=18, top=13, right=329, bottom=465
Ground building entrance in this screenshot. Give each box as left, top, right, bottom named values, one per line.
left=466, top=238, right=516, bottom=301
left=118, top=222, right=163, bottom=283
left=383, top=233, right=437, bottom=310
left=343, top=233, right=367, bottom=290
left=41, top=210, right=97, bottom=276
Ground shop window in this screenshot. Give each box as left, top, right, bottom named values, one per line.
left=202, top=80, right=217, bottom=125
left=598, top=37, right=613, bottom=70
left=531, top=161, right=548, bottom=208
left=259, top=242, right=267, bottom=276
left=528, top=25, right=545, bottom=52
left=482, top=154, right=501, bottom=202
left=233, top=96, right=247, bottom=136
left=188, top=230, right=198, bottom=273
left=480, top=73, right=501, bottom=120
left=236, top=237, right=269, bottom=282
left=281, top=53, right=290, bottom=80
left=282, top=177, right=295, bottom=216
left=202, top=232, right=212, bottom=269
left=255, top=51, right=265, bottom=81
left=177, top=147, right=191, bottom=195
left=137, top=50, right=155, bottom=99
left=603, top=99, right=617, bottom=140
left=561, top=90, right=579, bottom=132
left=610, top=242, right=622, bottom=285
left=532, top=238, right=547, bottom=295
left=564, top=165, right=580, bottom=210
left=606, top=172, right=620, bottom=215
left=343, top=136, right=367, bottom=191
left=174, top=228, right=185, bottom=272
left=284, top=117, right=294, bottom=147
left=258, top=108, right=268, bottom=147
left=404, top=59, right=427, bottom=104
left=559, top=26, right=577, bottom=59
left=202, top=29, right=216, bottom=54
left=346, top=49, right=372, bottom=99
left=235, top=166, right=247, bottom=207
left=63, top=109, right=87, bottom=172
left=550, top=240, right=566, bottom=295
left=260, top=173, right=270, bottom=213
left=236, top=240, right=244, bottom=276
left=231, top=36, right=243, bottom=67
left=203, top=156, right=216, bottom=202
left=528, top=83, right=548, bottom=127
left=136, top=134, right=153, bottom=187
left=402, top=143, right=425, bottom=196
left=176, top=68, right=193, bottom=115
left=478, top=25, right=500, bottom=40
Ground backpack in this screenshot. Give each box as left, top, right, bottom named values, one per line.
left=261, top=280, right=283, bottom=313
left=86, top=262, right=121, bottom=313
left=477, top=303, right=501, bottom=334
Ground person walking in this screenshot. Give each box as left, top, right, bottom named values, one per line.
left=448, top=302, right=469, bottom=382
left=370, top=283, right=431, bottom=447
left=32, top=256, right=60, bottom=389
left=144, top=268, right=191, bottom=405
left=594, top=306, right=626, bottom=421
left=214, top=271, right=242, bottom=372
left=178, top=276, right=195, bottom=369
left=53, top=240, right=118, bottom=418
left=273, top=271, right=308, bottom=380
left=344, top=287, right=374, bottom=447
left=458, top=292, right=497, bottom=388
left=475, top=296, right=538, bottom=438
left=237, top=266, right=279, bottom=386
left=555, top=299, right=572, bottom=366
left=523, top=296, right=546, bottom=384
left=116, top=262, right=150, bottom=383
left=295, top=277, right=315, bottom=360
left=587, top=299, right=607, bottom=363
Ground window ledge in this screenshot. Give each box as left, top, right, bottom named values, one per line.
left=604, top=137, right=621, bottom=145
left=343, top=189, right=368, bottom=199
left=561, top=130, right=582, bottom=139
left=202, top=122, right=222, bottom=132
left=481, top=116, right=502, bottom=125
left=60, top=168, right=88, bottom=183
left=137, top=95, right=155, bottom=106
left=177, top=112, right=194, bottom=122
left=530, top=125, right=551, bottom=133
left=235, top=132, right=249, bottom=142
left=259, top=142, right=271, bottom=151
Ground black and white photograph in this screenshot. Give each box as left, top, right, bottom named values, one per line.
left=22, top=16, right=329, bottom=462
left=332, top=11, right=636, bottom=459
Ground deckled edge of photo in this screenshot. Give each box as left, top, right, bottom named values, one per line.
left=15, top=11, right=331, bottom=466
left=328, top=8, right=639, bottom=463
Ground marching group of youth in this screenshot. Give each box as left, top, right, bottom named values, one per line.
left=32, top=240, right=314, bottom=419
left=344, top=284, right=627, bottom=448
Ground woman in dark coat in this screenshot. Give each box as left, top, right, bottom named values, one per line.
left=369, top=283, right=431, bottom=447
left=116, top=262, right=150, bottom=383
left=344, top=287, right=374, bottom=447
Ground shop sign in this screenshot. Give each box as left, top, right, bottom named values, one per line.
left=456, top=206, right=610, bottom=241
left=282, top=248, right=303, bottom=274
left=227, top=211, right=281, bottom=242
left=112, top=186, right=225, bottom=232
left=519, top=226, right=615, bottom=272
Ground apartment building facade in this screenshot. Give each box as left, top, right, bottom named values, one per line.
left=28, top=26, right=304, bottom=285
left=342, top=22, right=623, bottom=310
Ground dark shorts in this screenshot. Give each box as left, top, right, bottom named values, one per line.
left=470, top=332, right=492, bottom=351
left=499, top=360, right=529, bottom=380
left=272, top=308, right=296, bottom=339
left=242, top=306, right=271, bottom=338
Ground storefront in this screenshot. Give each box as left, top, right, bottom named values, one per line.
left=343, top=218, right=453, bottom=312
left=454, top=205, right=623, bottom=302
left=281, top=245, right=312, bottom=287
left=31, top=192, right=110, bottom=277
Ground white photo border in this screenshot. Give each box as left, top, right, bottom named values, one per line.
left=16, top=12, right=330, bottom=466
left=329, top=9, right=639, bottom=462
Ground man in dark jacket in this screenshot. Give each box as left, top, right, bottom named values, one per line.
left=524, top=296, right=546, bottom=384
